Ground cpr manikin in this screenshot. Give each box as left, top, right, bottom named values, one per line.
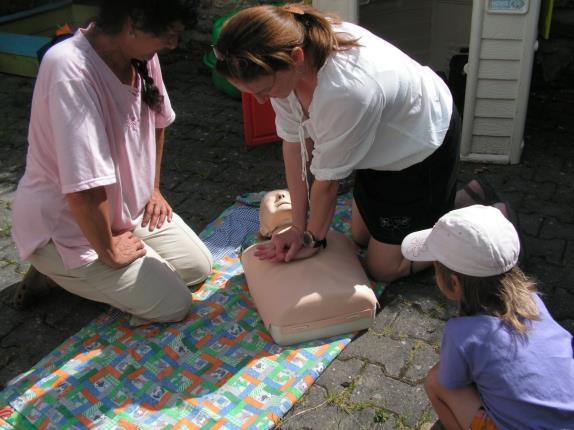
left=241, top=190, right=378, bottom=345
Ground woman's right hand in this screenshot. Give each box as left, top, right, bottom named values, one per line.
left=100, top=231, right=146, bottom=268
left=254, top=226, right=303, bottom=263
left=66, top=188, right=146, bottom=268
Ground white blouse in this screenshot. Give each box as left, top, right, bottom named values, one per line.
left=271, top=22, right=453, bottom=181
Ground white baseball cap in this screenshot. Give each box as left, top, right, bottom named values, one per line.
left=401, top=205, right=520, bottom=277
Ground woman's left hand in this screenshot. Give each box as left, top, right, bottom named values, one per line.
left=142, top=188, right=173, bottom=231
left=255, top=226, right=308, bottom=262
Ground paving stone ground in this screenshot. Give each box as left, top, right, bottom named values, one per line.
left=0, top=41, right=573, bottom=429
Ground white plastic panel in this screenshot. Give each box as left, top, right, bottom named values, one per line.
left=475, top=99, right=516, bottom=118
left=473, top=117, right=514, bottom=136
left=479, top=39, right=524, bottom=59
left=476, top=79, right=518, bottom=99
left=478, top=60, right=521, bottom=80
left=470, top=135, right=512, bottom=155
left=482, top=14, right=527, bottom=39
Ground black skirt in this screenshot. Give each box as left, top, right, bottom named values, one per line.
left=353, top=107, right=461, bottom=245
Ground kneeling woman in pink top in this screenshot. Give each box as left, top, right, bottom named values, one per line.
left=11, top=0, right=213, bottom=325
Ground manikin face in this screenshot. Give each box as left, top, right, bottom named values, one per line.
left=259, top=189, right=293, bottom=237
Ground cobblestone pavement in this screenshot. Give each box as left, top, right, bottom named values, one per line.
left=0, top=44, right=573, bottom=429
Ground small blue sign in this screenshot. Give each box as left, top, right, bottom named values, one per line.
left=487, top=0, right=529, bottom=13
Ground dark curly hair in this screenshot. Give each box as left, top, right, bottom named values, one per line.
left=96, top=0, right=198, bottom=112
left=96, top=0, right=197, bottom=36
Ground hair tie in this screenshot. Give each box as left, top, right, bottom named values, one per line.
left=283, top=4, right=305, bottom=15
left=212, top=45, right=225, bottom=61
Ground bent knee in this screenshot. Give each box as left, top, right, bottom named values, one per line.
left=140, top=292, right=192, bottom=324
left=366, top=262, right=408, bottom=283
left=366, top=242, right=411, bottom=283
left=351, top=226, right=369, bottom=248
left=156, top=302, right=191, bottom=323
left=180, top=252, right=213, bottom=285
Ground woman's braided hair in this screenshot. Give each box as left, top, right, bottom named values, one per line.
left=131, top=59, right=163, bottom=112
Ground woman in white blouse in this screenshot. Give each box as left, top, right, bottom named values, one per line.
left=214, top=4, right=461, bottom=282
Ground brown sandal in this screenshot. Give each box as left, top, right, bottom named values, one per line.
left=496, top=202, right=526, bottom=267
left=461, top=177, right=501, bottom=206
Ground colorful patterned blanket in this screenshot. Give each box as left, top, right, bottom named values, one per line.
left=0, top=193, right=383, bottom=430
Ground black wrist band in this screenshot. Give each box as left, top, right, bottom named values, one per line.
left=302, top=231, right=327, bottom=249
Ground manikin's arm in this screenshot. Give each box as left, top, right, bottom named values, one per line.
left=141, top=128, right=173, bottom=231
left=66, top=186, right=145, bottom=268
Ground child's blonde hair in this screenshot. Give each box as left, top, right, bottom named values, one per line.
left=435, top=263, right=539, bottom=333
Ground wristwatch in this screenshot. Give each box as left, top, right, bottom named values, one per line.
left=302, top=230, right=327, bottom=249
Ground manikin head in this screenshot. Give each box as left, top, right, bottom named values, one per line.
left=259, top=189, right=293, bottom=238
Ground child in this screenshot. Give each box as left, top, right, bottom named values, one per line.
left=401, top=205, right=574, bottom=430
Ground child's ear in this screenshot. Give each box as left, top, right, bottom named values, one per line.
left=449, top=274, right=463, bottom=300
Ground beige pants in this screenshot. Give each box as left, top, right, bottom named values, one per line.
left=29, top=213, right=213, bottom=325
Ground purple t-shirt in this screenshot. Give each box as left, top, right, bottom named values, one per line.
left=439, top=294, right=574, bottom=430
